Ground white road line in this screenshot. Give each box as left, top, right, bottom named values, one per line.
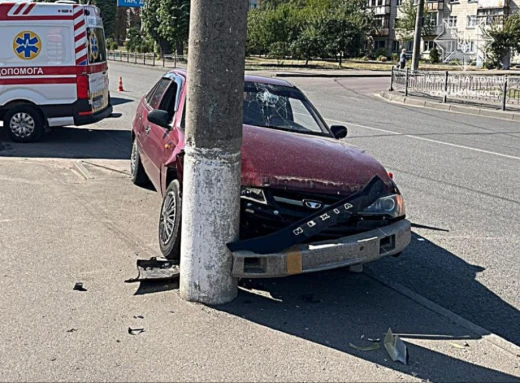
left=327, top=118, right=520, bottom=161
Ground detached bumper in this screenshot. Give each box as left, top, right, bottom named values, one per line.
left=231, top=219, right=411, bottom=278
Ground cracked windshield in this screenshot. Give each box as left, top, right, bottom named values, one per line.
left=243, top=82, right=328, bottom=136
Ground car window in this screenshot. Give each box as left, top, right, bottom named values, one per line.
left=158, top=82, right=179, bottom=119
left=243, top=82, right=329, bottom=136
left=148, top=78, right=171, bottom=110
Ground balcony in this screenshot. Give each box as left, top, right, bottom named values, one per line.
left=374, top=5, right=391, bottom=14
left=422, top=25, right=444, bottom=36
left=373, top=28, right=390, bottom=36
left=426, top=0, right=444, bottom=10
left=477, top=0, right=507, bottom=8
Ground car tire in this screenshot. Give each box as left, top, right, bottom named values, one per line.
left=130, top=139, right=150, bottom=186
left=159, top=180, right=182, bottom=262
left=4, top=105, right=45, bottom=143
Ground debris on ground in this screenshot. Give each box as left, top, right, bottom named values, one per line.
left=66, top=328, right=78, bottom=333
left=73, top=282, right=87, bottom=292
left=449, top=342, right=470, bottom=349
left=128, top=327, right=145, bottom=335
left=349, top=342, right=381, bottom=352
left=125, top=258, right=180, bottom=283
left=133, top=315, right=144, bottom=319
left=368, top=337, right=381, bottom=342
left=384, top=328, right=408, bottom=365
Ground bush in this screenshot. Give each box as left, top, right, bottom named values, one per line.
left=361, top=55, right=370, bottom=61
left=375, top=48, right=388, bottom=59
left=392, top=52, right=399, bottom=62
left=429, top=46, right=440, bottom=64
left=377, top=55, right=388, bottom=62
left=126, top=28, right=154, bottom=53
left=268, top=42, right=290, bottom=59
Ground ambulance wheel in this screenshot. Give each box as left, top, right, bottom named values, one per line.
left=158, top=180, right=182, bottom=262
left=5, top=106, right=44, bottom=143
left=130, top=139, right=150, bottom=186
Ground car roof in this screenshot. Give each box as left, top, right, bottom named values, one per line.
left=165, top=69, right=294, bottom=88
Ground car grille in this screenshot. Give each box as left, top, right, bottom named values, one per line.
left=240, top=188, right=396, bottom=241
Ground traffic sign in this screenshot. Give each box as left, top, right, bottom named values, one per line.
left=117, top=0, right=144, bottom=8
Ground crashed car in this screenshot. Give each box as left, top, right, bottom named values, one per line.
left=131, top=70, right=411, bottom=278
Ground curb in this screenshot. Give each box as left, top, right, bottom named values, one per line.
left=380, top=91, right=520, bottom=121
left=366, top=270, right=520, bottom=357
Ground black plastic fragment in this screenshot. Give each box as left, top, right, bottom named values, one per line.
left=73, top=282, right=87, bottom=292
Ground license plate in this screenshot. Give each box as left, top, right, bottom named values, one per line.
left=93, top=97, right=103, bottom=109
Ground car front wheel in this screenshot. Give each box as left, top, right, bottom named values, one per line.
left=159, top=180, right=182, bottom=261
left=5, top=105, right=45, bottom=143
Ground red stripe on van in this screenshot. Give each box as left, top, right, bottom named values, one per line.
left=13, top=3, right=24, bottom=15
left=22, top=3, right=36, bottom=15
left=74, top=19, right=86, bottom=31
left=0, top=78, right=76, bottom=86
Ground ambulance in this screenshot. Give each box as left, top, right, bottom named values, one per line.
left=0, top=0, right=112, bottom=142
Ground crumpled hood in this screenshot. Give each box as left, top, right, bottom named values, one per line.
left=241, top=125, right=392, bottom=195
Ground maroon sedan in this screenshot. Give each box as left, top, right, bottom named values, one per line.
left=131, top=70, right=411, bottom=278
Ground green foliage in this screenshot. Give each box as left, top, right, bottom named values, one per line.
left=377, top=55, right=388, bottom=62
left=125, top=27, right=154, bottom=53
left=392, top=52, right=399, bottom=62
left=106, top=38, right=119, bottom=51
left=485, top=13, right=520, bottom=68
left=396, top=0, right=433, bottom=43
left=142, top=0, right=172, bottom=54
left=94, top=0, right=117, bottom=39
left=429, top=46, right=440, bottom=63
left=247, top=0, right=373, bottom=61
left=157, top=0, right=190, bottom=54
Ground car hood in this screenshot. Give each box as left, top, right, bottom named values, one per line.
left=241, top=125, right=392, bottom=195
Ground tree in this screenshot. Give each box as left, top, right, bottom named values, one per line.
left=142, top=0, right=171, bottom=54
left=395, top=0, right=433, bottom=45
left=485, top=13, right=520, bottom=68
left=94, top=0, right=117, bottom=39
left=321, top=17, right=364, bottom=65
left=290, top=22, right=324, bottom=65
left=158, top=0, right=190, bottom=56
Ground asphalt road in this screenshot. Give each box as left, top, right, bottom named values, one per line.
left=0, top=61, right=519, bottom=381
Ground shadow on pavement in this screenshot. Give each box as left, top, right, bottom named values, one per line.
left=0, top=126, right=131, bottom=160
left=369, top=233, right=520, bottom=347
left=219, top=234, right=519, bottom=382
left=111, top=97, right=134, bottom=106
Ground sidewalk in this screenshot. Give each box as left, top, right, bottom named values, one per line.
left=380, top=90, right=520, bottom=121
left=0, top=148, right=519, bottom=381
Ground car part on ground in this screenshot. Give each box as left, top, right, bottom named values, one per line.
left=125, top=257, right=180, bottom=283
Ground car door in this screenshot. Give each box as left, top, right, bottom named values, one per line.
left=144, top=75, right=184, bottom=192
left=139, top=77, right=172, bottom=187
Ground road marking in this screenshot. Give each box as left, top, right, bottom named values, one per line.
left=327, top=119, right=520, bottom=162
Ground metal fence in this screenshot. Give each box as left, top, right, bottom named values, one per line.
left=390, top=68, right=520, bottom=111
left=107, top=50, right=188, bottom=69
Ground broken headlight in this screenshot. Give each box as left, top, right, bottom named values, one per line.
left=241, top=187, right=268, bottom=205
left=362, top=194, right=405, bottom=218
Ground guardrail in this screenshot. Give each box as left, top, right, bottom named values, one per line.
left=389, top=68, right=520, bottom=111
left=107, top=50, right=188, bottom=68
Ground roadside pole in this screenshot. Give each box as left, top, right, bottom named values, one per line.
left=411, top=0, right=425, bottom=71
left=179, top=0, right=249, bottom=304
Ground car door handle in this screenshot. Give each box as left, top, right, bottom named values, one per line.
left=145, top=125, right=151, bottom=135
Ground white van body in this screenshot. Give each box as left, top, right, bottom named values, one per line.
left=0, top=1, right=112, bottom=142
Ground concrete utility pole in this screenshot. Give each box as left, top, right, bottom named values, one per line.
left=179, top=0, right=249, bottom=304
left=411, top=0, right=425, bottom=71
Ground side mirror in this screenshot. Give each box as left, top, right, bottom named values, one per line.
left=148, top=110, right=171, bottom=130
left=331, top=125, right=348, bottom=139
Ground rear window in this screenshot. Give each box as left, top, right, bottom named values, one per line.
left=87, top=27, right=107, bottom=64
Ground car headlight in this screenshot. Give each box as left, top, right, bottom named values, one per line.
left=241, top=187, right=267, bottom=205
left=362, top=194, right=405, bottom=218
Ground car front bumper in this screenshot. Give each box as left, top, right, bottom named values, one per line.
left=231, top=219, right=411, bottom=278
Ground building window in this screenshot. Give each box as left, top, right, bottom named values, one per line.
left=375, top=40, right=386, bottom=49
left=374, top=15, right=390, bottom=28
left=392, top=40, right=400, bottom=52
left=396, top=0, right=403, bottom=6
left=424, top=40, right=436, bottom=51
left=425, top=13, right=438, bottom=27
left=448, top=16, right=457, bottom=27
left=467, top=15, right=477, bottom=28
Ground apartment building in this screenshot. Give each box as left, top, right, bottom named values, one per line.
left=369, top=0, right=520, bottom=63
left=249, top=0, right=261, bottom=10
